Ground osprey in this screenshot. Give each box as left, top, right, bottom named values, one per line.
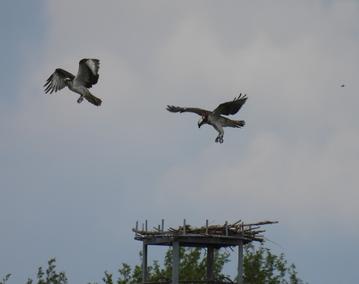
left=167, top=94, right=247, bottom=143
left=44, top=58, right=102, bottom=106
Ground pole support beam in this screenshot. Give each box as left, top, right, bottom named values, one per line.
left=172, top=241, right=180, bottom=284
left=206, top=246, right=214, bottom=283
left=142, top=243, right=148, bottom=284
left=237, top=240, right=243, bottom=284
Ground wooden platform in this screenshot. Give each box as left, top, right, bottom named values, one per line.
left=134, top=219, right=277, bottom=246
left=133, top=219, right=278, bottom=284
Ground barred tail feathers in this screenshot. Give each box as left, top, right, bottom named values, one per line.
left=84, top=93, right=102, bottom=106
left=225, top=119, right=245, bottom=128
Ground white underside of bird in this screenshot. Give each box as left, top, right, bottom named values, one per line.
left=67, top=81, right=93, bottom=104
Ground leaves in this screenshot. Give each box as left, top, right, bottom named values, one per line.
left=0, top=274, right=11, bottom=284
left=27, top=258, right=68, bottom=284
left=2, top=245, right=305, bottom=284
left=110, top=245, right=305, bottom=284
left=243, top=244, right=305, bottom=284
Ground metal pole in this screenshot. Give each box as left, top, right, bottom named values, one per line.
left=206, top=246, right=214, bottom=283
left=172, top=241, right=180, bottom=284
left=237, top=241, right=243, bottom=284
left=142, top=242, right=148, bottom=284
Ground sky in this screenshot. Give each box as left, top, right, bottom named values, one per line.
left=1, top=0, right=359, bottom=283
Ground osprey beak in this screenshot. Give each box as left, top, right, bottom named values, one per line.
left=198, top=117, right=205, bottom=128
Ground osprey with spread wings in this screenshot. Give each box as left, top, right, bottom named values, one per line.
left=167, top=94, right=247, bottom=143
left=44, top=58, right=102, bottom=106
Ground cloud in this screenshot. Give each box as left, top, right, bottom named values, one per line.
left=2, top=1, right=359, bottom=283
left=157, top=127, right=359, bottom=233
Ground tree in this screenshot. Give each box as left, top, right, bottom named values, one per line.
left=0, top=274, right=11, bottom=284
left=2, top=245, right=305, bottom=283
left=1, top=259, right=67, bottom=284
left=98, top=248, right=229, bottom=284
left=98, top=244, right=305, bottom=284
left=26, top=258, right=68, bottom=284
left=243, top=245, right=305, bottom=284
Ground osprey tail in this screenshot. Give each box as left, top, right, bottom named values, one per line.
left=225, top=119, right=245, bottom=128
left=84, top=93, right=102, bottom=106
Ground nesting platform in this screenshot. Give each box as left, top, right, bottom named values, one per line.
left=133, top=219, right=277, bottom=284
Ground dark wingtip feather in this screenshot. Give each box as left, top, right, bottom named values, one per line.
left=44, top=84, right=52, bottom=94
left=234, top=93, right=247, bottom=101
left=166, top=105, right=180, bottom=112
left=43, top=75, right=52, bottom=87
left=239, top=93, right=247, bottom=100
left=43, top=74, right=54, bottom=93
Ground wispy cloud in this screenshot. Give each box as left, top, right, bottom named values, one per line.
left=1, top=1, right=359, bottom=283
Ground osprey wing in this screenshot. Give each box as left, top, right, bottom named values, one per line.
left=44, top=68, right=75, bottom=94
left=213, top=94, right=247, bottom=116
left=75, top=58, right=100, bottom=88
left=166, top=106, right=210, bottom=116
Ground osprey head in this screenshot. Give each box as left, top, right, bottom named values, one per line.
left=198, top=115, right=207, bottom=128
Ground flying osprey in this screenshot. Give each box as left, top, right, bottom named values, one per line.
left=44, top=58, right=102, bottom=106
left=167, top=94, right=247, bottom=143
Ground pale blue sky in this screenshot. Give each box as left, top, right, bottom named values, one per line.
left=0, top=1, right=46, bottom=103
left=1, top=1, right=359, bottom=283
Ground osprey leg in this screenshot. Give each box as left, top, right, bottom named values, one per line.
left=215, top=134, right=224, bottom=143
left=214, top=124, right=224, bottom=143
left=77, top=96, right=84, bottom=103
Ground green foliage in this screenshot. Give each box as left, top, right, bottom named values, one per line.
left=243, top=245, right=305, bottom=284
left=0, top=274, right=11, bottom=284
left=2, top=245, right=305, bottom=284
left=117, top=263, right=132, bottom=284
left=101, top=272, right=114, bottom=284
left=98, top=247, right=230, bottom=284
left=99, top=245, right=305, bottom=284
left=26, top=258, right=68, bottom=284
